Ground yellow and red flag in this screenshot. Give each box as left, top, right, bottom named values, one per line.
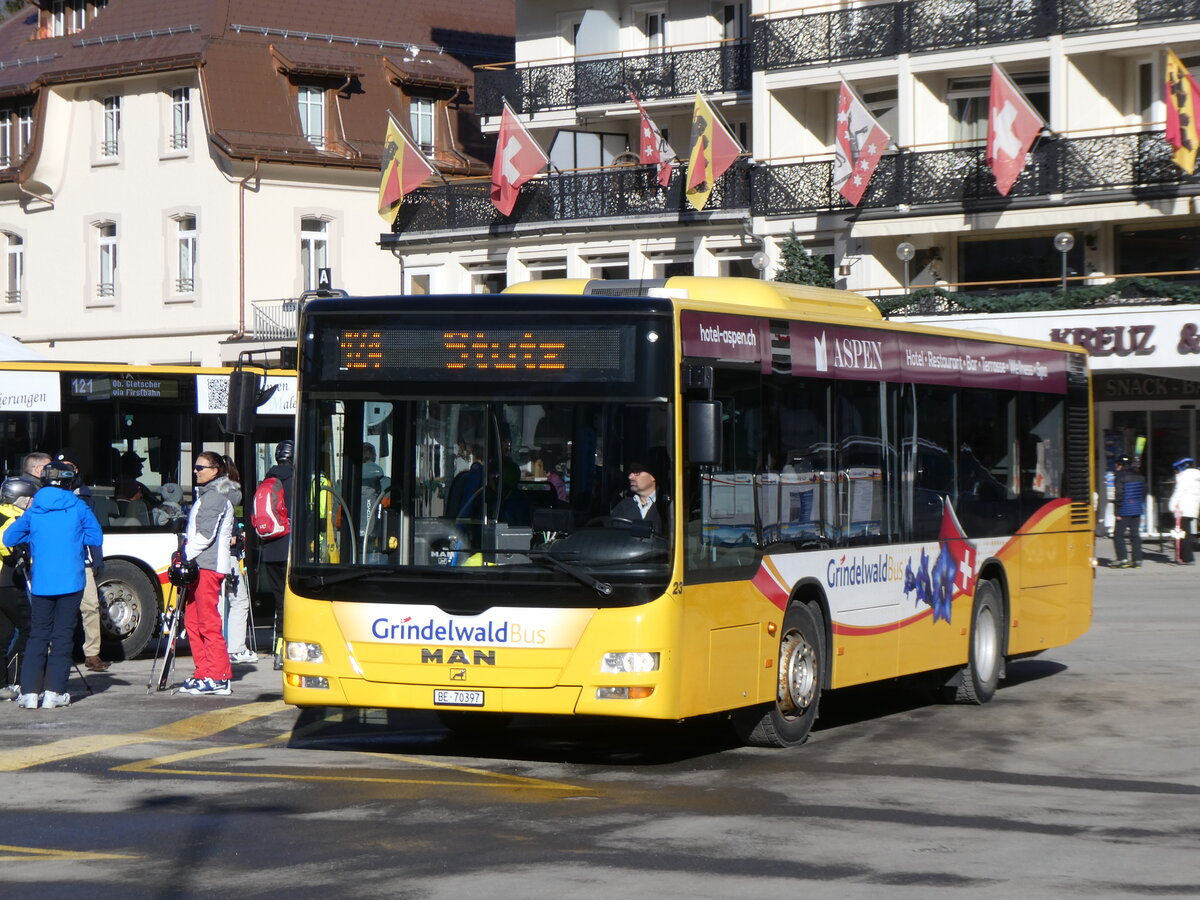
left=1165, top=48, right=1200, bottom=175
left=378, top=115, right=435, bottom=225
left=685, top=92, right=742, bottom=211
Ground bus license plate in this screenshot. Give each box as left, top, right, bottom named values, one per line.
left=433, top=689, right=484, bottom=707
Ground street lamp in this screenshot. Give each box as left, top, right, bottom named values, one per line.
left=1054, top=232, right=1075, bottom=293
left=896, top=241, right=915, bottom=294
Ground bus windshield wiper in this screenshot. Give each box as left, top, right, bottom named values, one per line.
left=302, top=568, right=399, bottom=591
left=527, top=550, right=613, bottom=597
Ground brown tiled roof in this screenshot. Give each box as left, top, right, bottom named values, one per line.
left=0, top=0, right=512, bottom=171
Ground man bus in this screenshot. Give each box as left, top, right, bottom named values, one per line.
left=266, top=276, right=1093, bottom=747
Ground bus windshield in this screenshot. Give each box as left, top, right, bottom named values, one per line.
left=293, top=395, right=673, bottom=607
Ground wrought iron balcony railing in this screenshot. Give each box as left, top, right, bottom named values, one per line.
left=476, top=41, right=751, bottom=117
left=754, top=0, right=1199, bottom=72
left=385, top=130, right=1197, bottom=243
left=389, top=162, right=752, bottom=238
left=755, top=129, right=1193, bottom=215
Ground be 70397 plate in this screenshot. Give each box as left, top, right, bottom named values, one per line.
left=433, top=689, right=485, bottom=707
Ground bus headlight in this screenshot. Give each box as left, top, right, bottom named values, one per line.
left=285, top=641, right=325, bottom=663
left=600, top=651, right=659, bottom=674
left=596, top=686, right=655, bottom=700
left=286, top=674, right=330, bottom=689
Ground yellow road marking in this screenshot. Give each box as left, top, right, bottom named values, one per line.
left=0, top=700, right=290, bottom=772
left=116, top=730, right=587, bottom=793
left=0, top=843, right=139, bottom=861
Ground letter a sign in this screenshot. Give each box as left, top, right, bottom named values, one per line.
left=317, top=267, right=332, bottom=291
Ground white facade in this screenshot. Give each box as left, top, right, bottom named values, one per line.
left=388, top=1, right=1199, bottom=300
left=0, top=71, right=400, bottom=366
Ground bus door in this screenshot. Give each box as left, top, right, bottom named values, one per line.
left=828, top=380, right=900, bottom=684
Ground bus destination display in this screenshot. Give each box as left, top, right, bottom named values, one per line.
left=336, top=327, right=633, bottom=381
left=70, top=375, right=180, bottom=400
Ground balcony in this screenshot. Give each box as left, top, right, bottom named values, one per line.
left=386, top=162, right=752, bottom=243
left=756, top=129, right=1195, bottom=215
left=384, top=130, right=1197, bottom=243
left=754, top=0, right=1198, bottom=73
left=475, top=40, right=751, bottom=117
left=252, top=298, right=300, bottom=342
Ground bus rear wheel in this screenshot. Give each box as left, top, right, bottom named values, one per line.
left=739, top=602, right=823, bottom=748
left=98, top=560, right=158, bottom=659
left=956, top=579, right=1003, bottom=704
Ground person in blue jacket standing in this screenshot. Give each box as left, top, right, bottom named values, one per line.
left=2, top=460, right=103, bottom=709
left=1112, top=454, right=1146, bottom=569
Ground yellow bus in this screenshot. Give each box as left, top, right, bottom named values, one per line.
left=0, top=360, right=295, bottom=657
left=277, top=277, right=1093, bottom=746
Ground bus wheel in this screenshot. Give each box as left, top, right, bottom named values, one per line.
left=739, top=602, right=823, bottom=748
left=98, top=560, right=158, bottom=660
left=956, top=579, right=1003, bottom=705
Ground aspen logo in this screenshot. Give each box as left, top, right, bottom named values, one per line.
left=814, top=330, right=884, bottom=373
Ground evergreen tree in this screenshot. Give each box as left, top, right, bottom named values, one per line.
left=774, top=228, right=834, bottom=288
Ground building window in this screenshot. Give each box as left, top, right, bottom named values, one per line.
left=175, top=215, right=196, bottom=293
left=298, top=86, right=325, bottom=149
left=409, top=96, right=435, bottom=154
left=70, top=0, right=87, bottom=32
left=4, top=233, right=23, bottom=305
left=639, top=9, right=666, bottom=51
left=97, top=221, right=117, bottom=297
left=0, top=116, right=10, bottom=169
left=170, top=88, right=189, bottom=150
left=948, top=72, right=1048, bottom=144
left=101, top=95, right=121, bottom=157
left=300, top=217, right=328, bottom=291
left=16, top=106, right=31, bottom=160
left=719, top=2, right=747, bottom=40
left=49, top=0, right=65, bottom=36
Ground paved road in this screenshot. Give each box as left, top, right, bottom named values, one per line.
left=1, top=544, right=1197, bottom=899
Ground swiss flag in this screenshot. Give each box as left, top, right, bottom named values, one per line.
left=986, top=64, right=1044, bottom=197
left=938, top=501, right=978, bottom=598
left=490, top=103, right=548, bottom=217
left=834, top=80, right=890, bottom=207
left=629, top=91, right=673, bottom=188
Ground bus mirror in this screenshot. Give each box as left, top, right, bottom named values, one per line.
left=226, top=370, right=261, bottom=435
left=688, top=400, right=722, bottom=466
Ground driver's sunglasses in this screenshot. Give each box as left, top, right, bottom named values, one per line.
left=193, top=464, right=217, bottom=471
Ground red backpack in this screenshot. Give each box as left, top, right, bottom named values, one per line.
left=251, top=476, right=289, bottom=540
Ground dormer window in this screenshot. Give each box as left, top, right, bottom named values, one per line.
left=40, top=0, right=105, bottom=39
left=409, top=96, right=434, bottom=155
left=297, top=85, right=325, bottom=150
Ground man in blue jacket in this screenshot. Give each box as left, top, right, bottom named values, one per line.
left=1112, top=454, right=1146, bottom=569
left=2, top=461, right=103, bottom=709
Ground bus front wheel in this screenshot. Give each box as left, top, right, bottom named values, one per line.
left=98, top=560, right=158, bottom=660
left=956, top=578, right=1003, bottom=704
left=738, top=602, right=823, bottom=748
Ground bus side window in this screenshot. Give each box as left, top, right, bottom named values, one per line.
left=958, top=387, right=1020, bottom=538
left=686, top=367, right=761, bottom=574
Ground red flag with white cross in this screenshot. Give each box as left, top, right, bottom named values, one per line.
left=986, top=64, right=1044, bottom=197
left=490, top=103, right=549, bottom=217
